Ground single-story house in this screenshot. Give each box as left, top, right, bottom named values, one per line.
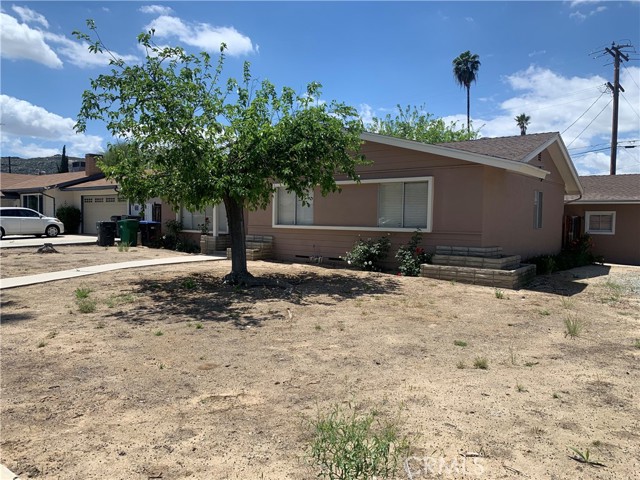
left=564, top=174, right=640, bottom=265
left=0, top=155, right=134, bottom=234
left=244, top=131, right=583, bottom=265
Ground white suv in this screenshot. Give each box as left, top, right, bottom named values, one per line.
left=0, top=207, right=65, bottom=239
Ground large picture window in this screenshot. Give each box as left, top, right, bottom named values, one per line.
left=585, top=211, right=615, bottom=235
left=276, top=187, right=313, bottom=225
left=378, top=182, right=428, bottom=228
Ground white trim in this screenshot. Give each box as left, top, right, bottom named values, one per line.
left=272, top=177, right=434, bottom=232
left=585, top=211, right=616, bottom=235
left=568, top=200, right=640, bottom=205
left=360, top=132, right=550, bottom=180
left=272, top=225, right=431, bottom=233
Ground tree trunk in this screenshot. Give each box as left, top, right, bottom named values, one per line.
left=466, top=86, right=471, bottom=133
left=222, top=195, right=252, bottom=285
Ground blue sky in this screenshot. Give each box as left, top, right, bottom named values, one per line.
left=1, top=1, right=639, bottom=175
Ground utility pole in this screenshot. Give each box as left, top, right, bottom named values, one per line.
left=605, top=43, right=630, bottom=175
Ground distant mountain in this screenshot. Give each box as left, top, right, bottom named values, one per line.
left=1, top=155, right=86, bottom=175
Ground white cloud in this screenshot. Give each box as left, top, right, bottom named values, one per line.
left=11, top=5, right=49, bottom=28
left=145, top=15, right=255, bottom=56
left=0, top=12, right=62, bottom=68
left=0, top=95, right=104, bottom=157
left=470, top=65, right=640, bottom=174
left=358, top=103, right=375, bottom=125
left=44, top=32, right=138, bottom=68
left=528, top=50, right=546, bottom=58
left=139, top=5, right=174, bottom=15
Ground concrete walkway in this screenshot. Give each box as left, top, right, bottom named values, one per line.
left=0, top=255, right=225, bottom=290
left=0, top=464, right=19, bottom=480
left=0, top=234, right=98, bottom=249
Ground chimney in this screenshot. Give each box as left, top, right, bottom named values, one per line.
left=84, top=153, right=103, bottom=176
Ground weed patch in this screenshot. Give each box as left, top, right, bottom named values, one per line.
left=307, top=403, right=410, bottom=480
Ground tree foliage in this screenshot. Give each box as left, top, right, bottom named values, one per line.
left=73, top=21, right=365, bottom=283
left=515, top=113, right=531, bottom=136
left=366, top=104, right=477, bottom=143
left=58, top=145, right=69, bottom=173
left=452, top=51, right=481, bottom=132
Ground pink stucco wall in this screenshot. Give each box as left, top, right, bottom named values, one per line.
left=564, top=203, right=640, bottom=265
left=246, top=140, right=568, bottom=266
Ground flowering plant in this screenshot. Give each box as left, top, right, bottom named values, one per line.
left=342, top=235, right=391, bottom=272
left=395, top=230, right=432, bottom=276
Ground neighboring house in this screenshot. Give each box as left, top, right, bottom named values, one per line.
left=0, top=155, right=134, bottom=235
left=245, top=132, right=582, bottom=265
left=0, top=173, right=33, bottom=207
left=564, top=174, right=640, bottom=266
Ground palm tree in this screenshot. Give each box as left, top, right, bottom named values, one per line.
left=452, top=51, right=481, bottom=132
left=515, top=113, right=531, bottom=135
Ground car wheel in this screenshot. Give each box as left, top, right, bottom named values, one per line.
left=0, top=228, right=4, bottom=239
left=45, top=225, right=60, bottom=237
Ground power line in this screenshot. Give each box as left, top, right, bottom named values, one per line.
left=566, top=98, right=612, bottom=148
left=561, top=89, right=608, bottom=135
left=622, top=62, right=640, bottom=91
left=620, top=91, right=640, bottom=120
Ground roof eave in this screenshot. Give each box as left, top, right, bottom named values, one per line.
left=360, top=132, right=550, bottom=179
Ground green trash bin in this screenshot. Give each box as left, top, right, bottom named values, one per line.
left=117, top=219, right=139, bottom=246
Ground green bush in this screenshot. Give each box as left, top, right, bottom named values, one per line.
left=56, top=204, right=82, bottom=234
left=527, top=235, right=599, bottom=274
left=395, top=230, right=432, bottom=276
left=308, top=404, right=410, bottom=480
left=342, top=236, right=391, bottom=272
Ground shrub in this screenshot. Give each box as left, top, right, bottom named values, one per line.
left=342, top=236, right=391, bottom=272
left=55, top=204, right=82, bottom=234
left=162, top=219, right=183, bottom=250
left=308, top=404, right=410, bottom=480
left=527, top=235, right=598, bottom=274
left=395, top=230, right=432, bottom=276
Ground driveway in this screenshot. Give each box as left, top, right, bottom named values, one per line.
left=0, top=234, right=98, bottom=249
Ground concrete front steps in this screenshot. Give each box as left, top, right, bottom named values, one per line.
left=421, top=246, right=536, bottom=289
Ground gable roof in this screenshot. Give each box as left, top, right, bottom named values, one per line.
left=566, top=174, right=640, bottom=204
left=437, top=132, right=558, bottom=163
left=0, top=172, right=104, bottom=193
left=360, top=131, right=583, bottom=195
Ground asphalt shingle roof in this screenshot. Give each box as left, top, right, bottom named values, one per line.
left=0, top=172, right=89, bottom=191
left=575, top=174, right=640, bottom=202
left=437, top=132, right=559, bottom=162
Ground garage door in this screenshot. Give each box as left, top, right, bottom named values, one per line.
left=83, top=195, right=128, bottom=234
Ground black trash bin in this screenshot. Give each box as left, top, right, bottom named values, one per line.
left=96, top=221, right=117, bottom=246
left=110, top=215, right=124, bottom=238
left=139, top=221, right=161, bottom=247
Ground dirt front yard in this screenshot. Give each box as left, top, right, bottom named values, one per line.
left=1, top=246, right=639, bottom=479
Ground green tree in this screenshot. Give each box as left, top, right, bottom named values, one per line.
left=515, top=113, right=531, bottom=135
left=367, top=104, right=477, bottom=143
left=74, top=22, right=365, bottom=284
left=59, top=145, right=69, bottom=173
left=452, top=51, right=481, bottom=132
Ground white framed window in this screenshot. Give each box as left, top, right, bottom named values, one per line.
left=179, top=204, right=227, bottom=233
left=378, top=181, right=429, bottom=229
left=585, top=211, right=616, bottom=235
left=275, top=187, right=313, bottom=225
left=533, top=190, right=543, bottom=229
left=271, top=177, right=433, bottom=232
left=22, top=194, right=43, bottom=213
